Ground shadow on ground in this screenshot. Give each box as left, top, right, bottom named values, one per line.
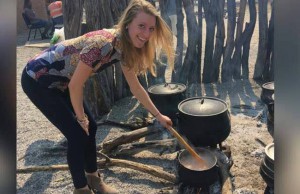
left=186, top=79, right=264, bottom=117
left=17, top=138, right=67, bottom=194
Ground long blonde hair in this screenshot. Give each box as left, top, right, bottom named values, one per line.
left=116, top=0, right=175, bottom=76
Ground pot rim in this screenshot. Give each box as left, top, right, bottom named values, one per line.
left=178, top=96, right=228, bottom=117
left=148, top=82, right=187, bottom=95
left=178, top=147, right=217, bottom=172
left=262, top=82, right=275, bottom=91
left=265, top=143, right=274, bottom=161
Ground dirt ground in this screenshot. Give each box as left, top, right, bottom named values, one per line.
left=16, top=4, right=273, bottom=193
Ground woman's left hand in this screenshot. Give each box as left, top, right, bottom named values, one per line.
left=156, top=113, right=173, bottom=129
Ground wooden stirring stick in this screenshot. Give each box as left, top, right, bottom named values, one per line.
left=167, top=126, right=205, bottom=164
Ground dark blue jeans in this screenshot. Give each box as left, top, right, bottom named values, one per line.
left=53, top=16, right=63, bottom=25
left=21, top=68, right=98, bottom=189
left=51, top=16, right=63, bottom=33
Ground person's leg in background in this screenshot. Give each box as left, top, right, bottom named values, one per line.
left=53, top=15, right=63, bottom=25
left=51, top=16, right=63, bottom=36
left=32, top=19, right=53, bottom=39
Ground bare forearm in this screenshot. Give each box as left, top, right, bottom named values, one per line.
left=69, top=84, right=85, bottom=119
left=68, top=61, right=93, bottom=120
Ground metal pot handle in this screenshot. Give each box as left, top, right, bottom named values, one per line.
left=164, top=83, right=179, bottom=90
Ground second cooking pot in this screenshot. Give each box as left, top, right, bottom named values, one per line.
left=261, top=82, right=274, bottom=105
left=264, top=143, right=274, bottom=170
left=177, top=97, right=231, bottom=147
left=148, top=83, right=186, bottom=124
left=260, top=143, right=274, bottom=187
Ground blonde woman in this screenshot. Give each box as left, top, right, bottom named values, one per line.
left=21, top=0, right=175, bottom=193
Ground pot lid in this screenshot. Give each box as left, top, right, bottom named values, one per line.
left=178, top=97, right=228, bottom=116
left=262, top=82, right=274, bottom=91
left=265, top=143, right=274, bottom=161
left=148, top=83, right=186, bottom=95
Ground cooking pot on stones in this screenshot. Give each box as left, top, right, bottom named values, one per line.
left=177, top=97, right=231, bottom=147
left=267, top=94, right=274, bottom=137
left=260, top=143, right=274, bottom=187
left=267, top=114, right=274, bottom=138
left=177, top=147, right=219, bottom=187
left=267, top=101, right=274, bottom=118
left=261, top=159, right=274, bottom=178
left=267, top=93, right=275, bottom=118
left=148, top=83, right=186, bottom=125
left=264, top=143, right=274, bottom=170
left=261, top=82, right=274, bottom=105
left=260, top=165, right=274, bottom=188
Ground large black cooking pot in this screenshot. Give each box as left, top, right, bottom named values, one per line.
left=177, top=147, right=219, bottom=187
left=267, top=93, right=274, bottom=118
left=148, top=83, right=186, bottom=124
left=260, top=143, right=274, bottom=188
left=267, top=94, right=274, bottom=138
left=261, top=82, right=274, bottom=105
left=267, top=113, right=274, bottom=138
left=264, top=143, right=274, bottom=170
left=177, top=97, right=231, bottom=147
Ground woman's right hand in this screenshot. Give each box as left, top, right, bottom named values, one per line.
left=156, top=113, right=173, bottom=129
left=77, top=115, right=90, bottom=136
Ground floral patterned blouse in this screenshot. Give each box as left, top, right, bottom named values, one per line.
left=25, top=28, right=122, bottom=91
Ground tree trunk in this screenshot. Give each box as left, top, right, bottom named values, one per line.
left=63, top=0, right=84, bottom=39
left=233, top=0, right=247, bottom=79
left=242, top=0, right=257, bottom=79
left=147, top=60, right=167, bottom=86
left=179, top=0, right=199, bottom=85
left=221, top=0, right=236, bottom=82
left=253, top=0, right=268, bottom=80
left=111, top=0, right=128, bottom=23
left=264, top=2, right=274, bottom=81
left=158, top=0, right=171, bottom=28
left=114, top=62, right=126, bottom=100
left=202, top=0, right=217, bottom=83
left=85, top=0, right=114, bottom=31
left=83, top=0, right=130, bottom=119
left=232, top=0, right=256, bottom=79
left=138, top=74, right=148, bottom=90
left=197, top=0, right=203, bottom=83
left=171, top=0, right=184, bottom=82
left=84, top=73, right=112, bottom=119
left=211, top=0, right=225, bottom=82
left=85, top=0, right=101, bottom=32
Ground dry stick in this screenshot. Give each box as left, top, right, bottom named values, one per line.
left=97, top=157, right=176, bottom=183
left=17, top=155, right=176, bottom=183
left=96, top=118, right=152, bottom=130
left=255, top=137, right=267, bottom=147
left=17, top=164, right=69, bottom=173
left=99, top=125, right=159, bottom=153
left=167, top=127, right=205, bottom=164
left=112, top=138, right=177, bottom=156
